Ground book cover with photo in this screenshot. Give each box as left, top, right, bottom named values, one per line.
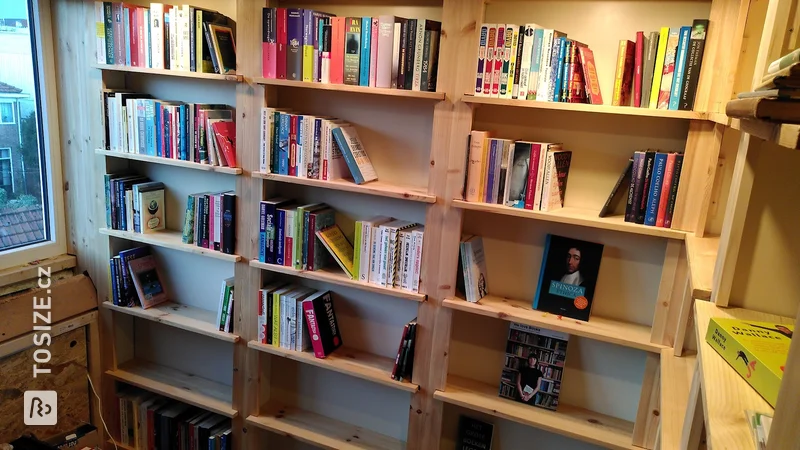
left=499, top=322, right=569, bottom=411
left=533, top=234, right=604, bottom=321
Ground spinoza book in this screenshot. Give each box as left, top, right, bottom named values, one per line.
left=533, top=234, right=604, bottom=321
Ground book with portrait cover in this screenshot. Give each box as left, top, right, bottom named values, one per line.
left=532, top=234, right=604, bottom=321
left=499, top=322, right=569, bottom=411
left=456, top=415, right=494, bottom=450
left=127, top=254, right=168, bottom=309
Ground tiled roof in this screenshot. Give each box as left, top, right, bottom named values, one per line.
left=0, top=205, right=45, bottom=249
left=0, top=81, right=23, bottom=94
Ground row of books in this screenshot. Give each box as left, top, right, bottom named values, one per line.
left=465, top=132, right=572, bottom=212
left=257, top=284, right=342, bottom=359
left=102, top=90, right=236, bottom=167
left=258, top=199, right=335, bottom=270
left=94, top=2, right=237, bottom=74
left=261, top=9, right=441, bottom=91
left=392, top=318, right=417, bottom=382
left=108, top=246, right=159, bottom=307
left=620, top=151, right=685, bottom=228
left=180, top=191, right=237, bottom=255
left=116, top=387, right=231, bottom=450
left=612, top=21, right=709, bottom=110
left=259, top=108, right=377, bottom=184
left=353, top=217, right=425, bottom=292
left=104, top=173, right=166, bottom=233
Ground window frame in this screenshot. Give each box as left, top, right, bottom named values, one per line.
left=0, top=101, right=15, bottom=124
left=0, top=0, right=67, bottom=269
left=0, top=146, right=13, bottom=192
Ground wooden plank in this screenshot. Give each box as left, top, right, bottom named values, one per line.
left=0, top=254, right=76, bottom=288
left=94, top=64, right=242, bottom=82
left=633, top=353, right=661, bottom=449
left=712, top=134, right=761, bottom=306
left=86, top=317, right=104, bottom=442
left=462, top=95, right=706, bottom=119
left=659, top=350, right=697, bottom=450
left=246, top=405, right=407, bottom=450
left=248, top=340, right=418, bottom=393
left=651, top=240, right=684, bottom=347
left=253, top=172, right=436, bottom=203
left=694, top=300, right=792, bottom=449
left=0, top=310, right=97, bottom=359
left=673, top=278, right=695, bottom=357
left=685, top=235, right=720, bottom=301
left=106, top=358, right=237, bottom=418
left=443, top=296, right=665, bottom=353
left=250, top=260, right=426, bottom=302
left=434, top=375, right=636, bottom=450
left=99, top=228, right=242, bottom=262
left=0, top=269, right=74, bottom=297
left=765, top=304, right=800, bottom=450
left=750, top=0, right=796, bottom=88
left=452, top=200, right=687, bottom=240
left=681, top=364, right=705, bottom=450
left=254, top=76, right=444, bottom=100
left=96, top=149, right=243, bottom=175
left=102, top=301, right=240, bottom=343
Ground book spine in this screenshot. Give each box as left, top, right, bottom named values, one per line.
left=552, top=38, right=567, bottom=101
left=263, top=8, right=277, bottom=78
left=359, top=222, right=372, bottom=281
left=306, top=212, right=316, bottom=270
left=289, top=114, right=298, bottom=176
left=284, top=210, right=294, bottom=266
left=399, top=19, right=412, bottom=90
left=360, top=17, right=371, bottom=86
left=411, top=229, right=423, bottom=292
left=482, top=25, right=496, bottom=95
left=276, top=209, right=286, bottom=265
left=634, top=32, right=644, bottom=107
left=641, top=32, right=658, bottom=108
left=321, top=24, right=332, bottom=84
left=475, top=24, right=488, bottom=95
left=511, top=26, right=525, bottom=99
left=344, top=17, right=362, bottom=85
left=376, top=16, right=395, bottom=88
left=656, top=153, right=676, bottom=226
left=222, top=194, right=235, bottom=254
left=331, top=17, right=345, bottom=84
left=625, top=153, right=642, bottom=222
left=664, top=153, right=684, bottom=228
left=258, top=202, right=267, bottom=262
left=412, top=20, right=426, bottom=91
left=484, top=140, right=497, bottom=203
left=369, top=18, right=379, bottom=87
left=266, top=202, right=279, bottom=263
left=391, top=324, right=410, bottom=379
left=518, top=25, right=535, bottom=99
left=644, top=153, right=667, bottom=226
left=491, top=24, right=505, bottom=97
left=112, top=3, right=124, bottom=64
left=669, top=26, right=691, bottom=110
left=528, top=28, right=544, bottom=99
left=465, top=131, right=486, bottom=202
left=500, top=25, right=514, bottom=98
left=657, top=29, right=679, bottom=109
left=369, top=227, right=383, bottom=285
left=287, top=9, right=303, bottom=80
left=302, top=10, right=314, bottom=82
left=649, top=27, right=670, bottom=108
left=679, top=20, right=709, bottom=111
left=101, top=2, right=112, bottom=64
left=636, top=151, right=655, bottom=224
left=378, top=227, right=390, bottom=286
left=272, top=292, right=280, bottom=347
left=536, top=30, right=553, bottom=101
left=276, top=8, right=288, bottom=79
left=524, top=144, right=542, bottom=209
left=613, top=40, right=627, bottom=106
left=420, top=30, right=432, bottom=92
left=278, top=113, right=290, bottom=175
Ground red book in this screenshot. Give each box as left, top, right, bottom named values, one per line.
left=289, top=115, right=298, bottom=176
left=129, top=6, right=139, bottom=66
left=276, top=8, right=288, bottom=79
left=137, top=7, right=146, bottom=67
left=579, top=46, right=603, bottom=105
left=330, top=17, right=345, bottom=84
left=284, top=231, right=293, bottom=266
left=524, top=143, right=543, bottom=209
left=391, top=323, right=411, bottom=379
left=634, top=32, right=644, bottom=107
left=212, top=121, right=237, bottom=168
left=656, top=153, right=676, bottom=227
left=491, top=24, right=505, bottom=97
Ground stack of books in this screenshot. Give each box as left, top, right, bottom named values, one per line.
left=261, top=9, right=441, bottom=91
left=259, top=108, right=377, bottom=184
left=465, top=131, right=572, bottom=212
left=116, top=387, right=232, bottom=450
left=104, top=173, right=166, bottom=234
left=257, top=285, right=342, bottom=359
left=102, top=91, right=235, bottom=167
left=620, top=151, right=684, bottom=228
left=726, top=49, right=800, bottom=123
left=391, top=318, right=417, bottom=381
left=181, top=191, right=237, bottom=255
left=94, top=2, right=237, bottom=74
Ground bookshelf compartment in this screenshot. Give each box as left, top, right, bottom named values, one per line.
left=103, top=301, right=239, bottom=343
left=107, top=359, right=237, bottom=418
left=246, top=404, right=406, bottom=450
left=443, top=296, right=664, bottom=353
left=254, top=173, right=435, bottom=203
left=434, top=375, right=635, bottom=450
left=95, top=64, right=243, bottom=82
left=100, top=228, right=242, bottom=262
left=96, top=149, right=243, bottom=175
left=249, top=341, right=418, bottom=393
left=255, top=77, right=445, bottom=100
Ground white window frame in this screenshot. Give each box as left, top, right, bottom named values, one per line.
left=0, top=146, right=13, bottom=192
left=0, top=101, right=15, bottom=125
left=1, top=0, right=67, bottom=269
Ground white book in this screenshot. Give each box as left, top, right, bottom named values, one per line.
left=296, top=116, right=306, bottom=178
left=284, top=208, right=294, bottom=266
left=382, top=220, right=416, bottom=287
left=168, top=7, right=177, bottom=69
left=360, top=216, right=391, bottom=282
left=501, top=142, right=516, bottom=205
left=412, top=19, right=426, bottom=91
left=483, top=24, right=497, bottom=96
left=370, top=227, right=385, bottom=286
left=259, top=108, right=272, bottom=173
left=391, top=22, right=401, bottom=88
left=213, top=192, right=222, bottom=246
left=518, top=24, right=536, bottom=99
left=150, top=3, right=164, bottom=69
left=258, top=289, right=267, bottom=343
left=181, top=5, right=191, bottom=71
left=461, top=235, right=488, bottom=302
left=335, top=126, right=378, bottom=184
left=491, top=24, right=505, bottom=98
left=399, top=229, right=413, bottom=290
left=536, top=29, right=555, bottom=101
left=95, top=2, right=106, bottom=64
left=410, top=227, right=424, bottom=292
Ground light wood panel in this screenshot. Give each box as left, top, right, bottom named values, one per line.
left=463, top=95, right=706, bottom=119
left=680, top=365, right=705, bottom=450
left=99, top=228, right=242, bottom=262
left=686, top=235, right=719, bottom=300
left=766, top=304, right=800, bottom=450
left=102, top=301, right=240, bottom=343
left=633, top=353, right=661, bottom=449
left=0, top=254, right=76, bottom=288
left=255, top=77, right=444, bottom=100
left=659, top=350, right=697, bottom=450
left=96, top=149, right=243, bottom=174
left=253, top=172, right=436, bottom=203
left=95, top=64, right=243, bottom=82
left=650, top=240, right=685, bottom=347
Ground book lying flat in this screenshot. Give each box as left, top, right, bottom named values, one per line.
left=725, top=98, right=800, bottom=123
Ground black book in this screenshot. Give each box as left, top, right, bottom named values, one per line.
left=624, top=153, right=641, bottom=222
left=456, top=416, right=494, bottom=450
left=635, top=151, right=656, bottom=224
left=664, top=153, right=685, bottom=228
left=396, top=322, right=414, bottom=381
left=403, top=321, right=418, bottom=380
left=679, top=20, right=709, bottom=111
left=599, top=158, right=633, bottom=218
left=404, top=19, right=417, bottom=90
left=222, top=192, right=236, bottom=254
left=513, top=25, right=526, bottom=98
left=164, top=14, right=171, bottom=70
left=103, top=2, right=114, bottom=64
left=397, top=19, right=409, bottom=89
left=304, top=290, right=343, bottom=358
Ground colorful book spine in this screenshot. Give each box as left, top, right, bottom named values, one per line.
left=579, top=46, right=603, bottom=105
left=644, top=153, right=667, bottom=226
left=649, top=27, right=671, bottom=109
left=276, top=8, right=288, bottom=79
left=641, top=31, right=659, bottom=108
left=528, top=28, right=544, bottom=100
left=546, top=35, right=563, bottom=101
left=655, top=153, right=676, bottom=226
left=330, top=17, right=345, bottom=84
left=302, top=9, right=315, bottom=82
left=634, top=32, right=644, bottom=107
left=664, top=153, right=684, bottom=228
left=369, top=18, right=379, bottom=87
left=679, top=20, right=709, bottom=111
left=636, top=151, right=655, bottom=224
left=475, top=24, right=489, bottom=95
left=511, top=25, right=525, bottom=99
left=491, top=23, right=505, bottom=97
left=360, top=17, right=371, bottom=86
left=484, top=140, right=498, bottom=203
left=523, top=143, right=543, bottom=209
left=344, top=17, right=361, bottom=85
left=669, top=26, right=692, bottom=110
left=625, top=152, right=643, bottom=222
left=612, top=40, right=635, bottom=106
left=483, top=25, right=497, bottom=95
left=287, top=9, right=304, bottom=81
left=553, top=39, right=569, bottom=102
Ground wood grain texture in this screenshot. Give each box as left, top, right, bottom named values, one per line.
left=99, top=228, right=242, bottom=262
left=680, top=364, right=705, bottom=450
left=659, top=350, right=696, bottom=450
left=766, top=304, right=800, bottom=450
left=94, top=64, right=243, bottom=81
left=686, top=235, right=719, bottom=301
left=673, top=277, right=695, bottom=357
left=633, top=353, right=661, bottom=449
left=253, top=172, right=436, bottom=203
left=102, top=301, right=240, bottom=343
left=96, top=149, right=243, bottom=174
left=0, top=254, right=76, bottom=288
left=255, top=76, right=444, bottom=100
left=651, top=240, right=684, bottom=347
left=463, top=95, right=706, bottom=119
left=435, top=375, right=635, bottom=450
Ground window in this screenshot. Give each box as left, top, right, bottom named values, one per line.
left=0, top=0, right=66, bottom=268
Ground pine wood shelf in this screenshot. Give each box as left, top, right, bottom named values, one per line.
left=693, top=300, right=793, bottom=449
left=248, top=340, right=418, bottom=393
left=106, top=359, right=237, bottom=418
left=452, top=200, right=686, bottom=240
left=685, top=235, right=719, bottom=300
left=103, top=301, right=239, bottom=343
left=254, top=77, right=444, bottom=101
left=94, top=64, right=242, bottom=82
left=710, top=112, right=800, bottom=150
left=462, top=95, right=707, bottom=120
left=252, top=172, right=435, bottom=203
left=659, top=349, right=697, bottom=450
left=99, top=228, right=242, bottom=262
left=443, top=296, right=666, bottom=354
left=96, top=149, right=243, bottom=175
left=246, top=404, right=406, bottom=450
left=434, top=375, right=635, bottom=450
left=249, top=260, right=426, bottom=302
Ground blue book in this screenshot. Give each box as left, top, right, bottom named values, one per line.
left=669, top=26, right=692, bottom=110
left=145, top=100, right=155, bottom=156
left=278, top=113, right=290, bottom=175
left=272, top=111, right=281, bottom=173
left=118, top=246, right=149, bottom=306
left=180, top=105, right=188, bottom=160
left=263, top=198, right=289, bottom=264
left=644, top=153, right=667, bottom=226
left=276, top=208, right=286, bottom=265
left=548, top=37, right=564, bottom=100
left=123, top=6, right=131, bottom=66
left=330, top=127, right=377, bottom=184
left=553, top=40, right=568, bottom=101
left=164, top=109, right=171, bottom=159
left=258, top=202, right=267, bottom=262
left=297, top=115, right=305, bottom=175
left=485, top=140, right=498, bottom=203
left=109, top=258, right=119, bottom=305
left=360, top=17, right=371, bottom=86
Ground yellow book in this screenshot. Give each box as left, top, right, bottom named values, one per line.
left=272, top=285, right=294, bottom=347
left=612, top=40, right=627, bottom=106
left=303, top=45, right=314, bottom=82
left=649, top=27, right=670, bottom=109
left=316, top=224, right=356, bottom=279
left=478, top=136, right=491, bottom=201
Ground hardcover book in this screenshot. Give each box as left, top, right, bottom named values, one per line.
left=640, top=31, right=659, bottom=108
left=505, top=140, right=532, bottom=208
left=578, top=46, right=603, bottom=105
left=456, top=416, right=494, bottom=450
left=539, top=150, right=572, bottom=212
left=705, top=318, right=794, bottom=407
left=533, top=234, right=604, bottom=321
left=633, top=32, right=644, bottom=107
left=460, top=235, right=488, bottom=303
left=669, top=26, right=692, bottom=110
left=656, top=28, right=680, bottom=109
left=302, top=290, right=343, bottom=358
left=679, top=20, right=710, bottom=111
left=127, top=255, right=169, bottom=309
left=331, top=125, right=378, bottom=184
left=344, top=18, right=362, bottom=85
left=316, top=224, right=356, bottom=278
left=286, top=9, right=303, bottom=80
left=612, top=40, right=635, bottom=106
left=499, top=322, right=569, bottom=411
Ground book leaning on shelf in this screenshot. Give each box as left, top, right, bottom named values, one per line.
left=391, top=318, right=417, bottom=381
left=108, top=247, right=169, bottom=310
left=261, top=8, right=441, bottom=91
left=216, top=277, right=235, bottom=333
left=94, top=2, right=236, bottom=74
left=458, top=235, right=488, bottom=303
left=103, top=173, right=165, bottom=233
left=181, top=191, right=236, bottom=254
left=102, top=90, right=235, bottom=167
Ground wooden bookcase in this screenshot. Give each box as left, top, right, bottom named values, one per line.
left=51, top=0, right=800, bottom=448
